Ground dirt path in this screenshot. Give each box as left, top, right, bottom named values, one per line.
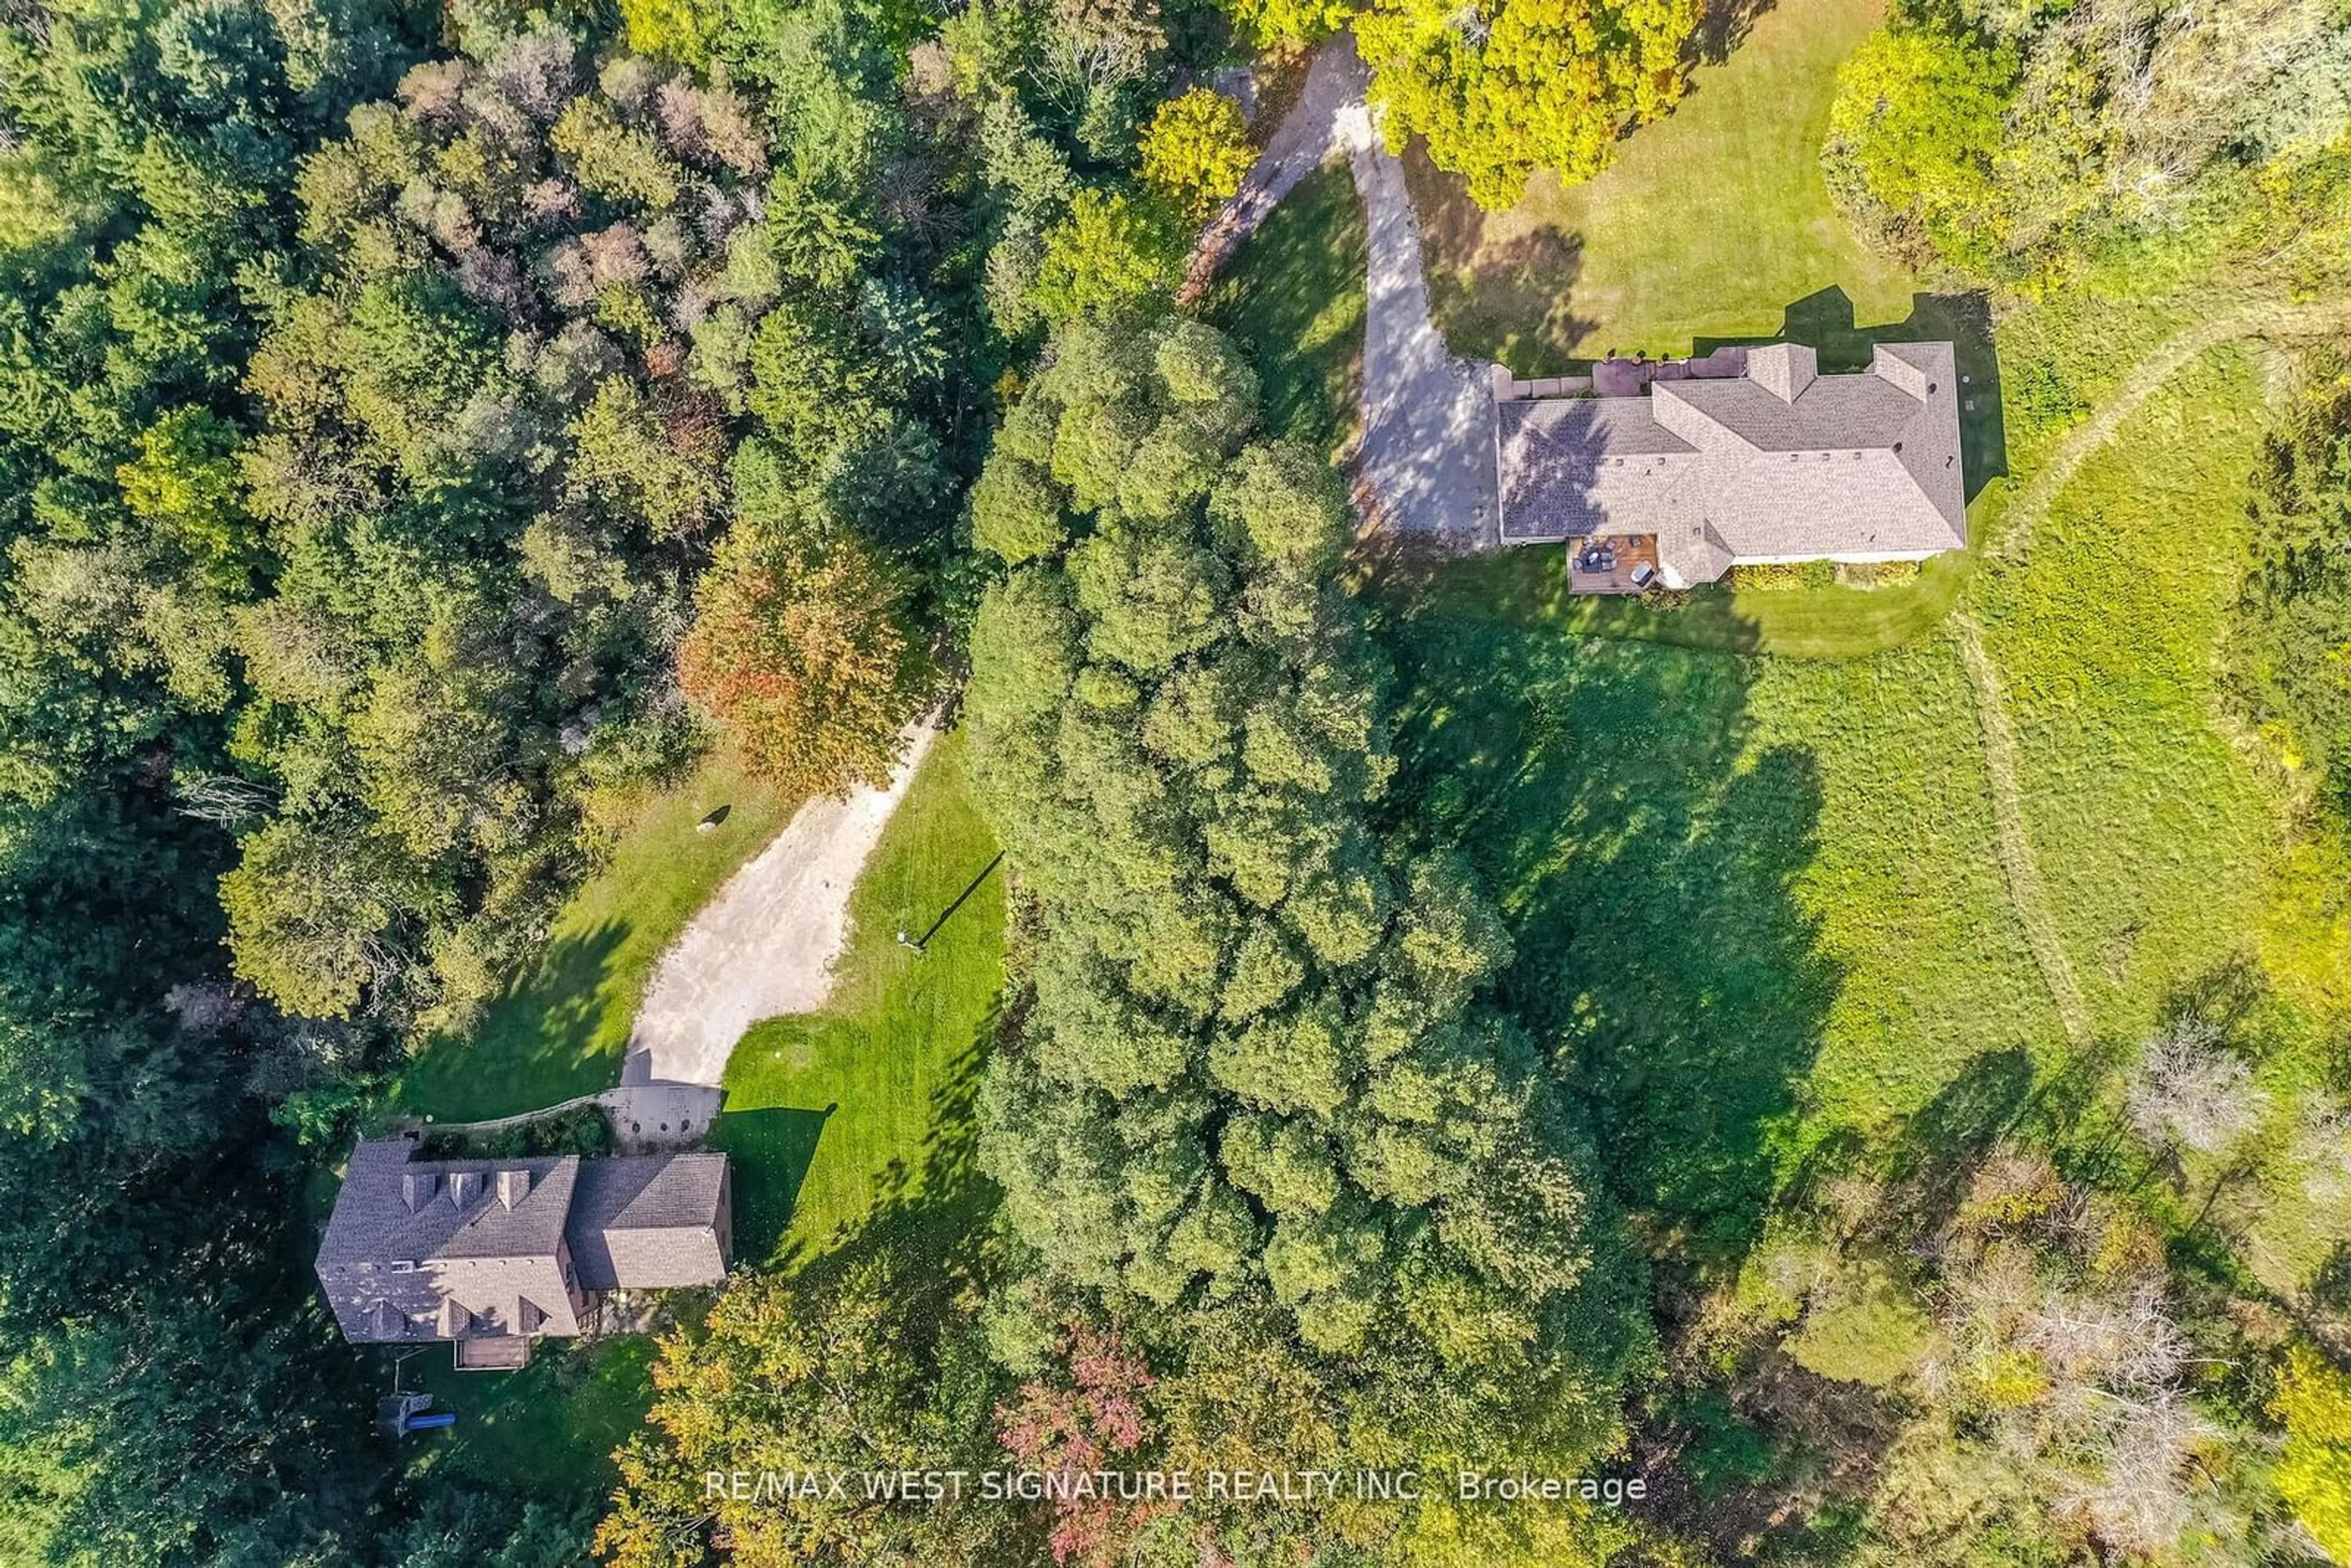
left=621, top=719, right=939, bottom=1088
left=1951, top=610, right=2091, bottom=1045
left=1180, top=42, right=1364, bottom=298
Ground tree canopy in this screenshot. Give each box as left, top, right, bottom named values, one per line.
left=1355, top=0, right=1704, bottom=209
left=965, top=313, right=1650, bottom=1475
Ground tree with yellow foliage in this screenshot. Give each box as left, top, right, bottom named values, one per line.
left=1354, top=0, right=1704, bottom=210
left=2272, top=1344, right=2351, bottom=1558
left=1138, top=89, right=1255, bottom=219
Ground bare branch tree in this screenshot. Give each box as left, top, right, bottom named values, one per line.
left=2124, top=1016, right=2269, bottom=1157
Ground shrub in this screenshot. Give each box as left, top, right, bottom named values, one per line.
left=1785, top=1258, right=1937, bottom=1388
left=1730, top=563, right=1807, bottom=593
left=2271, top=1345, right=2351, bottom=1558
left=1839, top=560, right=1922, bottom=589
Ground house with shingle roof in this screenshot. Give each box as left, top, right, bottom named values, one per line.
left=315, top=1133, right=730, bottom=1369
left=1494, top=342, right=1967, bottom=591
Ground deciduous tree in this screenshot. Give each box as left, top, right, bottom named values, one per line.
left=1355, top=0, right=1704, bottom=209
left=677, top=528, right=925, bottom=797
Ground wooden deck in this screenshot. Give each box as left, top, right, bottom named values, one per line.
left=1567, top=534, right=1661, bottom=595
left=454, top=1335, right=533, bottom=1371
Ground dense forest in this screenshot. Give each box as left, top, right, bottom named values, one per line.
left=0, top=0, right=2347, bottom=1556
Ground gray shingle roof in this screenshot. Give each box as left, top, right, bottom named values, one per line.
left=1496, top=342, right=1968, bottom=582
left=315, top=1136, right=729, bottom=1345
left=565, top=1154, right=730, bottom=1290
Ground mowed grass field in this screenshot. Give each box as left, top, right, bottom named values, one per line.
left=715, top=730, right=1005, bottom=1268
left=391, top=749, right=800, bottom=1120
left=1403, top=0, right=1919, bottom=369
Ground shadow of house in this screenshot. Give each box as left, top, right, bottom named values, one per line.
left=709, top=1105, right=831, bottom=1266
left=1695, top=286, right=2010, bottom=502
left=1382, top=602, right=1842, bottom=1267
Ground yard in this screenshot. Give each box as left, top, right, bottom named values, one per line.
left=1403, top=0, right=1920, bottom=370
left=402, top=1334, right=656, bottom=1500
left=389, top=750, right=800, bottom=1121
left=1381, top=311, right=2340, bottom=1262
left=714, top=730, right=1005, bottom=1269
left=1204, top=59, right=2341, bottom=1274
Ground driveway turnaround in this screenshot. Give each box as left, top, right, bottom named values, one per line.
left=621, top=718, right=939, bottom=1088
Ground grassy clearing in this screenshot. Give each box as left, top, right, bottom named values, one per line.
left=404, top=1334, right=654, bottom=1498
left=1973, top=348, right=2295, bottom=1035
left=1382, top=597, right=2055, bottom=1246
left=1403, top=0, right=1919, bottom=369
left=1382, top=301, right=2331, bottom=1259
left=1204, top=158, right=1368, bottom=457
left=391, top=751, right=798, bottom=1121
left=714, top=730, right=1004, bottom=1268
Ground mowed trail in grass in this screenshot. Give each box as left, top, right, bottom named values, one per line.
left=714, top=730, right=1005, bottom=1267
left=1404, top=0, right=1918, bottom=369
left=392, top=752, right=799, bottom=1120
left=1971, top=347, right=2299, bottom=1035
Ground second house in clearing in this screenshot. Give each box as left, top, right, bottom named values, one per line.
left=1493, top=342, right=1967, bottom=591
left=314, top=1131, right=731, bottom=1370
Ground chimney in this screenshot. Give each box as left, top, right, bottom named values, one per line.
left=1750, top=342, right=1817, bottom=403
left=402, top=1172, right=437, bottom=1212
left=497, top=1169, right=530, bottom=1209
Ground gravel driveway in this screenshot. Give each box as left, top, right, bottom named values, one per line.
left=621, top=719, right=939, bottom=1088
left=1187, top=38, right=1497, bottom=549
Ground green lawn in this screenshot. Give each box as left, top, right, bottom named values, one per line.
left=714, top=730, right=1005, bottom=1268
left=1205, top=159, right=1369, bottom=459
left=403, top=1334, right=655, bottom=1499
left=1381, top=304, right=2333, bottom=1259
left=1403, top=0, right=1920, bottom=369
left=391, top=751, right=799, bottom=1121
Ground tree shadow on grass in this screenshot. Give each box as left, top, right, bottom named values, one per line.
left=1205, top=160, right=1369, bottom=456
left=1693, top=0, right=1779, bottom=65
left=392, top=920, right=630, bottom=1122
left=1398, top=143, right=1598, bottom=373
left=1381, top=606, right=1840, bottom=1270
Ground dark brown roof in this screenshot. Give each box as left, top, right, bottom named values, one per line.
left=564, top=1153, right=730, bottom=1290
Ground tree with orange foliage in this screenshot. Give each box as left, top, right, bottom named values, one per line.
left=677, top=528, right=926, bottom=797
